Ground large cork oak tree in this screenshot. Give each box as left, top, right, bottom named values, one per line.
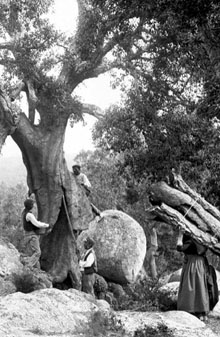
left=0, top=0, right=149, bottom=287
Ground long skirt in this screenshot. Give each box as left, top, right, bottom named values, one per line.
left=177, top=254, right=210, bottom=314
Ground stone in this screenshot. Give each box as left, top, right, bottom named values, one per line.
left=0, top=276, right=16, bottom=296
left=168, top=268, right=182, bottom=283
left=108, top=282, right=126, bottom=299
left=78, top=209, right=146, bottom=284
left=116, top=310, right=217, bottom=337
left=0, top=288, right=217, bottom=337
left=0, top=237, right=23, bottom=277
left=0, top=238, right=23, bottom=296
left=0, top=288, right=111, bottom=337
left=158, top=281, right=179, bottom=311
left=0, top=238, right=52, bottom=296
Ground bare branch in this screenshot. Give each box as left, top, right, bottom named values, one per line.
left=81, top=103, right=104, bottom=119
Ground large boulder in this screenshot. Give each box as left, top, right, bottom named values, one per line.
left=0, top=237, right=23, bottom=296
left=0, top=237, right=23, bottom=277
left=117, top=310, right=217, bottom=337
left=0, top=288, right=217, bottom=337
left=0, top=288, right=111, bottom=337
left=0, top=238, right=52, bottom=295
left=78, top=209, right=146, bottom=284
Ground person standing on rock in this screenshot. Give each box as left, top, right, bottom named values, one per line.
left=176, top=229, right=210, bottom=322
left=22, top=198, right=50, bottom=269
left=79, top=237, right=97, bottom=296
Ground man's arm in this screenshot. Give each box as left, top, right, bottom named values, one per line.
left=26, top=213, right=49, bottom=228
left=194, top=241, right=207, bottom=255
left=79, top=252, right=95, bottom=268
left=176, top=229, right=184, bottom=248
left=81, top=174, right=91, bottom=190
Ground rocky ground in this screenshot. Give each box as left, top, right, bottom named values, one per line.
left=207, top=317, right=220, bottom=336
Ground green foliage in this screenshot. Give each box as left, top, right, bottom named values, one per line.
left=119, top=278, right=160, bottom=312
left=91, top=0, right=220, bottom=205
left=119, top=276, right=178, bottom=315
left=93, top=86, right=220, bottom=189
left=0, top=0, right=57, bottom=79
left=92, top=0, right=220, bottom=206
left=134, top=324, right=175, bottom=337
left=12, top=270, right=38, bottom=293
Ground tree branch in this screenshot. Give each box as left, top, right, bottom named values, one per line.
left=81, top=103, right=104, bottom=119
left=26, top=80, right=38, bottom=124
left=0, top=40, right=14, bottom=50
left=10, top=82, right=26, bottom=101
left=59, top=1, right=148, bottom=90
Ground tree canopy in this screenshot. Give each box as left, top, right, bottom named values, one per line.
left=92, top=0, right=220, bottom=206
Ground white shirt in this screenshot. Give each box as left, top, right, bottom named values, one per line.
left=26, top=213, right=49, bottom=228
left=79, top=248, right=95, bottom=271
left=76, top=173, right=91, bottom=190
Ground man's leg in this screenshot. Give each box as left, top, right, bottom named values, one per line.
left=25, top=234, right=41, bottom=268
left=82, top=273, right=95, bottom=296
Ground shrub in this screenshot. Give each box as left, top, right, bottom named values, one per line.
left=118, top=275, right=178, bottom=312
left=118, top=277, right=161, bottom=312
left=134, top=323, right=175, bottom=337
left=12, top=271, right=37, bottom=293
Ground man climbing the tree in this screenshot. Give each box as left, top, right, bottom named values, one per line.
left=79, top=237, right=97, bottom=296
left=72, top=164, right=103, bottom=221
left=22, top=198, right=50, bottom=269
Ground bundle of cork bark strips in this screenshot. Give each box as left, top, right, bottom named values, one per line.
left=148, top=169, right=220, bottom=255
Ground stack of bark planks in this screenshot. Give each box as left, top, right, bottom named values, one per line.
left=148, top=170, right=220, bottom=255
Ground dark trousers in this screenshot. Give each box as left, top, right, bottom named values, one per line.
left=82, top=272, right=95, bottom=296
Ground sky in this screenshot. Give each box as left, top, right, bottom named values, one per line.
left=1, top=0, right=121, bottom=164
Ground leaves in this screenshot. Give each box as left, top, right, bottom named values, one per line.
left=91, top=0, right=220, bottom=209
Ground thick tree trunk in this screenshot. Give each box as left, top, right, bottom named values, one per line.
left=12, top=113, right=94, bottom=288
